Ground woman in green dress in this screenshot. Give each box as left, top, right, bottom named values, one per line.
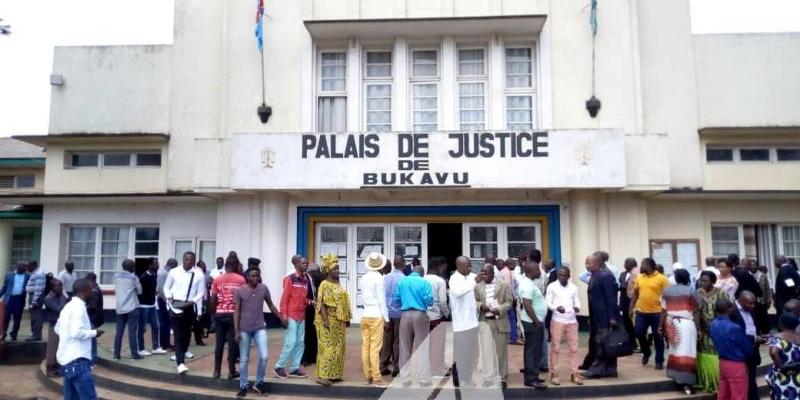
left=315, top=253, right=352, bottom=386
left=695, top=270, right=730, bottom=393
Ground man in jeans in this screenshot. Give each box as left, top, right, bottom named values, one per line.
left=629, top=257, right=669, bottom=370
left=164, top=252, right=206, bottom=374
left=235, top=267, right=283, bottom=397
left=56, top=278, right=105, bottom=400
left=25, top=260, right=46, bottom=341
left=519, top=260, right=547, bottom=389
left=210, top=255, right=245, bottom=379
left=114, top=259, right=142, bottom=360
left=0, top=262, right=30, bottom=341
left=275, top=255, right=309, bottom=379
left=137, top=258, right=165, bottom=356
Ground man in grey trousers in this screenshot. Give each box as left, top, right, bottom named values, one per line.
left=392, top=264, right=434, bottom=387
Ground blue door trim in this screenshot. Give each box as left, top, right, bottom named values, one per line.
left=296, top=205, right=561, bottom=266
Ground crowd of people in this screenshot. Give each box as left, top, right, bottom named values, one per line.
left=3, top=249, right=800, bottom=400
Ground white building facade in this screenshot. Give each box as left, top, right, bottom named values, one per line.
left=5, top=0, right=800, bottom=316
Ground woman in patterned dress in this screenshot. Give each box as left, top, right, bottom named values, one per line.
left=661, top=269, right=700, bottom=395
left=696, top=270, right=730, bottom=393
left=714, top=259, right=738, bottom=301
left=315, top=253, right=351, bottom=386
left=767, top=313, right=800, bottom=400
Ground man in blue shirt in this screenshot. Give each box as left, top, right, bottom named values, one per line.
left=710, top=298, right=753, bottom=400
left=393, top=264, right=434, bottom=387
left=1, top=262, right=30, bottom=341
left=380, top=257, right=405, bottom=377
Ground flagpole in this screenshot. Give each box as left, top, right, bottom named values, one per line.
left=260, top=45, right=266, bottom=105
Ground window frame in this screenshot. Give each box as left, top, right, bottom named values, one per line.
left=776, top=147, right=800, bottom=162
left=778, top=225, right=800, bottom=261
left=503, top=44, right=537, bottom=131
left=316, top=49, right=348, bottom=133
left=408, top=47, right=441, bottom=132
left=134, top=152, right=162, bottom=167
left=65, top=224, right=160, bottom=287
left=710, top=224, right=745, bottom=259
left=737, top=147, right=772, bottom=163
left=362, top=49, right=393, bottom=133
left=456, top=46, right=489, bottom=132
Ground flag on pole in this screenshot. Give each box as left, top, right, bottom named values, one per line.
left=255, top=0, right=264, bottom=52
left=589, top=0, right=598, bottom=37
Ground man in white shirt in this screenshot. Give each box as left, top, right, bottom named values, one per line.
left=56, top=278, right=104, bottom=400
left=449, top=256, right=479, bottom=388
left=209, top=257, right=225, bottom=280
left=361, top=253, right=390, bottom=387
left=424, top=256, right=450, bottom=378
left=163, top=251, right=206, bottom=374
left=58, top=261, right=77, bottom=298
left=545, top=267, right=582, bottom=385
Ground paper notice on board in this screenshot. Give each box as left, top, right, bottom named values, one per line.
left=677, top=242, right=699, bottom=270
left=651, top=243, right=674, bottom=273
left=359, top=245, right=383, bottom=259
left=405, top=245, right=419, bottom=257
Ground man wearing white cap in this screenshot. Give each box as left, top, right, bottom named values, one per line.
left=361, top=253, right=390, bottom=387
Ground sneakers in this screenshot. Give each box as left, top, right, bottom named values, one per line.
left=139, top=350, right=152, bottom=356
left=252, top=382, right=267, bottom=394
left=236, top=388, right=247, bottom=398
left=288, top=368, right=308, bottom=378
left=152, top=348, right=168, bottom=355
left=371, top=380, right=388, bottom=388
left=273, top=367, right=288, bottom=379
left=177, top=364, right=189, bottom=374
left=170, top=352, right=194, bottom=361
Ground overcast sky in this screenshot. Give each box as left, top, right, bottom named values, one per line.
left=0, top=0, right=798, bottom=137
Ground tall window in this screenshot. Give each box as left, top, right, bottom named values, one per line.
left=364, top=51, right=392, bottom=132
left=711, top=226, right=741, bottom=259
left=783, top=226, right=800, bottom=260
left=317, top=52, right=347, bottom=132
left=410, top=49, right=439, bottom=132
left=66, top=225, right=159, bottom=284
left=10, top=229, right=35, bottom=265
left=457, top=48, right=487, bottom=131
left=505, top=47, right=535, bottom=130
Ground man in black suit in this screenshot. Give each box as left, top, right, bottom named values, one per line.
left=728, top=290, right=765, bottom=400
left=581, top=252, right=620, bottom=379
left=774, top=255, right=800, bottom=312
left=728, top=253, right=762, bottom=300
left=301, top=261, right=320, bottom=366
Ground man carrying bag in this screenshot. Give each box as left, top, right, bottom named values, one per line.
left=164, top=251, right=205, bottom=374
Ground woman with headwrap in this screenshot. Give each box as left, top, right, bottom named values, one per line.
left=315, top=254, right=351, bottom=386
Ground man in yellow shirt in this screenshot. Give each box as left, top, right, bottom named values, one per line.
left=629, top=257, right=669, bottom=370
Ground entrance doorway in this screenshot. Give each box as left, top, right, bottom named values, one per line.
left=427, top=223, right=463, bottom=277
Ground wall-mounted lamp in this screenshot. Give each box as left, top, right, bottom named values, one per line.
left=257, top=102, right=272, bottom=124
left=50, top=74, right=64, bottom=86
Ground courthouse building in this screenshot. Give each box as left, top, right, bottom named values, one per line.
left=2, top=0, right=799, bottom=317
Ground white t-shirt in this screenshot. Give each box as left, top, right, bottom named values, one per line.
left=448, top=272, right=478, bottom=332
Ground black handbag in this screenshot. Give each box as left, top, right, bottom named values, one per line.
left=169, top=271, right=195, bottom=316
left=602, top=327, right=634, bottom=358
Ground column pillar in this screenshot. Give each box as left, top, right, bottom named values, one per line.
left=260, top=192, right=289, bottom=301
left=569, top=191, right=598, bottom=315
left=0, top=221, right=11, bottom=277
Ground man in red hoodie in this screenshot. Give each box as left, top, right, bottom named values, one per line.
left=274, top=255, right=311, bottom=379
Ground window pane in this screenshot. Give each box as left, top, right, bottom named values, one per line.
left=320, top=52, right=346, bottom=92
left=395, top=243, right=422, bottom=259
left=15, top=175, right=35, bottom=188
left=507, top=226, right=536, bottom=242
left=357, top=226, right=384, bottom=242
left=413, top=83, right=438, bottom=132
left=70, top=227, right=96, bottom=242
left=508, top=243, right=535, bottom=259
left=365, top=51, right=392, bottom=78
left=458, top=49, right=485, bottom=76
left=777, top=148, right=800, bottom=161
left=706, top=148, right=733, bottom=162
left=102, top=153, right=132, bottom=167
left=412, top=50, right=437, bottom=77
left=174, top=240, right=194, bottom=260
left=136, top=153, right=162, bottom=166
left=739, top=148, right=769, bottom=161
left=459, top=83, right=485, bottom=131
left=317, top=97, right=347, bottom=132
left=712, top=226, right=739, bottom=241
left=394, top=226, right=422, bottom=242
left=71, top=153, right=98, bottom=167
left=102, top=227, right=129, bottom=242
left=469, top=226, right=497, bottom=242
left=135, top=227, right=159, bottom=241
left=135, top=242, right=159, bottom=256
left=507, top=95, right=534, bottom=130
left=470, top=243, right=497, bottom=259
left=505, top=48, right=533, bottom=88
left=199, top=240, right=216, bottom=263
left=321, top=226, right=347, bottom=243
left=783, top=226, right=800, bottom=259
left=366, top=84, right=392, bottom=132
